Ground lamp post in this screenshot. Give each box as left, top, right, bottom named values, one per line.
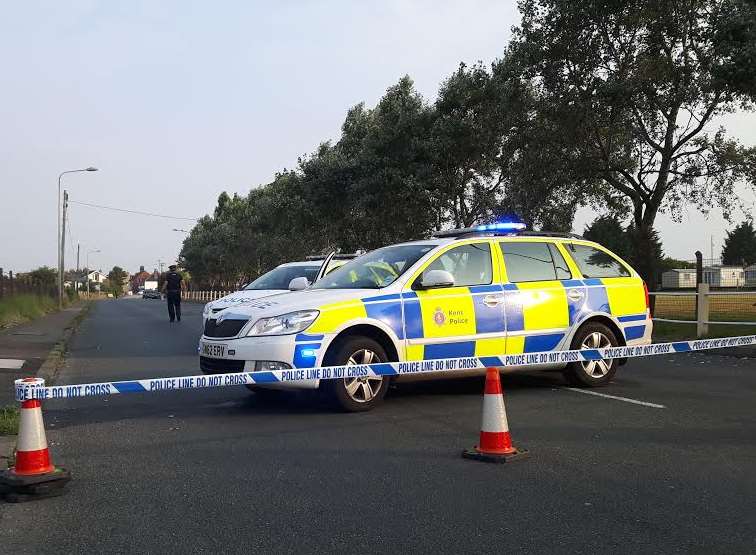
left=86, top=249, right=101, bottom=295
left=58, top=167, right=98, bottom=308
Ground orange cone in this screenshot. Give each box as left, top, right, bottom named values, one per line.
left=0, top=378, right=70, bottom=502
left=462, top=368, right=528, bottom=463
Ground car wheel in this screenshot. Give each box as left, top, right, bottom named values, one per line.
left=564, top=322, right=619, bottom=387
left=322, top=336, right=390, bottom=412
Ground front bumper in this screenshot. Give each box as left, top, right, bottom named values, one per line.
left=198, top=334, right=325, bottom=390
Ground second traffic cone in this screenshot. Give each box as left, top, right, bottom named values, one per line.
left=462, top=368, right=528, bottom=463
left=0, top=378, right=71, bottom=502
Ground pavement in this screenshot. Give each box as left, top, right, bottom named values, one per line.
left=0, top=297, right=754, bottom=554
left=0, top=305, right=85, bottom=406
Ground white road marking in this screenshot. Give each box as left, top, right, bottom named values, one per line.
left=0, top=358, right=26, bottom=370
left=563, top=387, right=666, bottom=409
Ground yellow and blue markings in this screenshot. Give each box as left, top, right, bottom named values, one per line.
left=310, top=276, right=648, bottom=365
left=362, top=293, right=404, bottom=339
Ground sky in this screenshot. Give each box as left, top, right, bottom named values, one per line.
left=1, top=0, right=754, bottom=275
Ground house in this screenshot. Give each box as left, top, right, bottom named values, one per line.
left=702, top=266, right=745, bottom=288
left=87, top=270, right=106, bottom=284
left=661, top=269, right=697, bottom=289
left=745, top=264, right=756, bottom=287
left=128, top=266, right=154, bottom=293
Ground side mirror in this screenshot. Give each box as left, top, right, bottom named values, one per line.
left=288, top=277, right=310, bottom=291
left=420, top=270, right=455, bottom=289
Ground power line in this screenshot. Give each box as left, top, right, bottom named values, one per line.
left=69, top=200, right=199, bottom=221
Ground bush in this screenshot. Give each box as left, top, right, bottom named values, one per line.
left=0, top=406, right=19, bottom=436
left=0, top=294, right=58, bottom=328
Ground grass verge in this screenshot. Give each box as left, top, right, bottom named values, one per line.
left=0, top=406, right=20, bottom=436
left=653, top=321, right=756, bottom=342
left=0, top=294, right=58, bottom=329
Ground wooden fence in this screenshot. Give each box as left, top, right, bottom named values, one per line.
left=0, top=268, right=57, bottom=300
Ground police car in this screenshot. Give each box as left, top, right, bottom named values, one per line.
left=199, top=224, right=652, bottom=411
left=202, top=252, right=354, bottom=324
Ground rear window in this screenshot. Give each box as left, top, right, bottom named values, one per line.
left=567, top=244, right=631, bottom=278
left=499, top=241, right=572, bottom=282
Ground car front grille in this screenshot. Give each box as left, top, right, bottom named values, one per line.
left=200, top=356, right=246, bottom=374
left=203, top=317, right=248, bottom=338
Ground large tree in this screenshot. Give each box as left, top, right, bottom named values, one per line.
left=583, top=215, right=632, bottom=259
left=515, top=0, right=756, bottom=284
left=722, top=220, right=756, bottom=265
left=713, top=0, right=756, bottom=96
left=106, top=266, right=128, bottom=298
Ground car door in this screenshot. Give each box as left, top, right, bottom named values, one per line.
left=498, top=240, right=577, bottom=354
left=563, top=242, right=648, bottom=341
left=402, top=241, right=505, bottom=361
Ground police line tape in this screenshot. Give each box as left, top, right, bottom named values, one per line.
left=15, top=334, right=756, bottom=401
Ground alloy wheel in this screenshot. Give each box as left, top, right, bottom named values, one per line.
left=343, top=349, right=384, bottom=403
left=580, top=331, right=613, bottom=378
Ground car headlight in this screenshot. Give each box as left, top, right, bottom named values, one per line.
left=203, top=303, right=212, bottom=317
left=246, top=310, right=319, bottom=336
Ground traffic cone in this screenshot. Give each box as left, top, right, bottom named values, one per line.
left=0, top=378, right=70, bottom=502
left=462, top=368, right=528, bottom=463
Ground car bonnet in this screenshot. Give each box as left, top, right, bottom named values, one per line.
left=209, top=289, right=288, bottom=311
left=215, top=288, right=383, bottom=321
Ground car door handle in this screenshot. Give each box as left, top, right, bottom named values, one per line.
left=483, top=294, right=505, bottom=307
left=567, top=288, right=584, bottom=301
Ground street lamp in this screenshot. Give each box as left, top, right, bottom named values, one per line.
left=86, top=249, right=101, bottom=295
left=58, top=167, right=98, bottom=308
left=172, top=228, right=189, bottom=233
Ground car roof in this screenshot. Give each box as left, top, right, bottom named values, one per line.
left=277, top=261, right=321, bottom=268
left=389, top=234, right=596, bottom=248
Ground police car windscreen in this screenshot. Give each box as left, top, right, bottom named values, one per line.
left=243, top=266, right=319, bottom=290
left=313, top=244, right=434, bottom=289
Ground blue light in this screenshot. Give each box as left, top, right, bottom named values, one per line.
left=475, top=222, right=526, bottom=232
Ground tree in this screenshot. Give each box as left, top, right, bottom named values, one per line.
left=349, top=76, right=437, bottom=247
left=431, top=63, right=506, bottom=228
left=514, top=0, right=756, bottom=285
left=713, top=0, right=756, bottom=96
left=25, top=266, right=58, bottom=289
left=626, top=224, right=664, bottom=288
left=583, top=216, right=632, bottom=259
left=722, top=220, right=756, bottom=265
left=106, top=266, right=128, bottom=298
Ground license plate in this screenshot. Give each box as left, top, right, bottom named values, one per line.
left=201, top=342, right=227, bottom=358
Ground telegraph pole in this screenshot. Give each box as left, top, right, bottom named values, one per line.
left=61, top=191, right=69, bottom=299
left=77, top=243, right=80, bottom=272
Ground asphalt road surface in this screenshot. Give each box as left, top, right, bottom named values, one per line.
left=1, top=298, right=754, bottom=554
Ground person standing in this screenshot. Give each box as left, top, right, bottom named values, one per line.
left=162, top=264, right=186, bottom=322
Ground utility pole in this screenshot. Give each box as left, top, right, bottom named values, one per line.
left=710, top=236, right=715, bottom=264
left=76, top=243, right=80, bottom=272
left=57, top=167, right=97, bottom=309
left=61, top=190, right=69, bottom=299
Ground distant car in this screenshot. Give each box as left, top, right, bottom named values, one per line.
left=143, top=290, right=162, bottom=299
left=201, top=252, right=357, bottom=324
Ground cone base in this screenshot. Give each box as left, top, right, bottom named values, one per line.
left=0, top=467, right=71, bottom=502
left=462, top=447, right=529, bottom=463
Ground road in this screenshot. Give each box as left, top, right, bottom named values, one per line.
left=1, top=298, right=755, bottom=554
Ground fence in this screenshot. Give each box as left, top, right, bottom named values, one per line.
left=182, top=290, right=235, bottom=302
left=651, top=284, right=756, bottom=337
left=0, top=268, right=57, bottom=300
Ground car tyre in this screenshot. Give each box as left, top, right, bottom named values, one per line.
left=322, top=336, right=390, bottom=412
left=564, top=322, right=619, bottom=387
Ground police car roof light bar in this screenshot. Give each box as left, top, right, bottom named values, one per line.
left=432, top=227, right=583, bottom=240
